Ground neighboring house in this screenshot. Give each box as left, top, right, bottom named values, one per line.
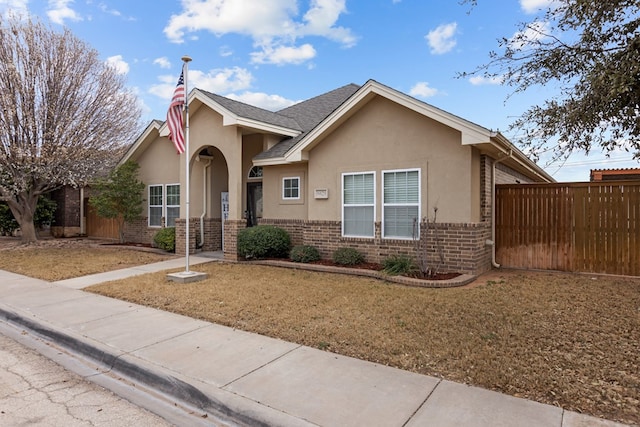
left=120, top=79, right=554, bottom=275
left=590, top=168, right=640, bottom=181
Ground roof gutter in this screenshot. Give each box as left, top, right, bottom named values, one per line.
left=489, top=132, right=555, bottom=183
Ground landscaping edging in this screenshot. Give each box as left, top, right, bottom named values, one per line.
left=250, top=259, right=477, bottom=288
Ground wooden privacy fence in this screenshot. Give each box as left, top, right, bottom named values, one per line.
left=496, top=182, right=640, bottom=276
left=85, top=204, right=119, bottom=240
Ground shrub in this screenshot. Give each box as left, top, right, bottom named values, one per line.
left=237, top=225, right=291, bottom=259
left=290, top=245, right=321, bottom=263
left=383, top=254, right=418, bottom=276
left=153, top=227, right=176, bottom=252
left=332, top=247, right=364, bottom=266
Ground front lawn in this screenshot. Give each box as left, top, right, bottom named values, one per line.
left=86, top=263, right=640, bottom=425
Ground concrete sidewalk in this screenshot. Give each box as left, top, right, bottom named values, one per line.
left=0, top=257, right=630, bottom=427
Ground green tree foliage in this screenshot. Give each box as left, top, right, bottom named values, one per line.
left=461, top=0, right=640, bottom=161
left=89, top=161, right=145, bottom=243
left=0, top=17, right=141, bottom=243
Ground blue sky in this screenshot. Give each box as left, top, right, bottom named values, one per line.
left=2, top=0, right=638, bottom=181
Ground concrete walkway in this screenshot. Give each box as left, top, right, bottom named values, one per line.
left=0, top=256, right=630, bottom=427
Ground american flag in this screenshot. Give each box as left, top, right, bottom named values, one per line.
left=166, top=70, right=186, bottom=154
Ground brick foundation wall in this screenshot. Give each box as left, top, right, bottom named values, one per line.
left=222, top=220, right=246, bottom=261
left=252, top=218, right=492, bottom=275
left=123, top=218, right=157, bottom=244
left=201, top=218, right=222, bottom=251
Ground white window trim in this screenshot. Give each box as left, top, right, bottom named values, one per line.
left=148, top=184, right=163, bottom=228
left=341, top=171, right=376, bottom=238
left=382, top=168, right=421, bottom=240
left=148, top=184, right=181, bottom=228
left=165, top=183, right=180, bottom=227
left=282, top=176, right=301, bottom=200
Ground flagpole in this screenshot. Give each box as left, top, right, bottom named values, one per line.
left=182, top=55, right=192, bottom=273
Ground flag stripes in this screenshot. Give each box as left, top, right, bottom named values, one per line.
left=166, top=69, right=185, bottom=154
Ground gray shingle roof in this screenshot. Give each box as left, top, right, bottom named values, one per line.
left=198, top=90, right=303, bottom=131
left=255, top=83, right=361, bottom=160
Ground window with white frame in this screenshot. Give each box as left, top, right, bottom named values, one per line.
left=383, top=169, right=420, bottom=239
left=148, top=185, right=163, bottom=227
left=166, top=184, right=180, bottom=227
left=282, top=177, right=300, bottom=200
left=148, top=184, right=180, bottom=227
left=342, top=172, right=375, bottom=237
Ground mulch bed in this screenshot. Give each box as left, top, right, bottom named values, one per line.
left=290, top=259, right=461, bottom=281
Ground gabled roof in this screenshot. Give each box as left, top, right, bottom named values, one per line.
left=197, top=90, right=303, bottom=132
left=118, top=120, right=163, bottom=165
left=254, top=83, right=361, bottom=160
left=255, top=79, right=498, bottom=164
left=122, top=79, right=553, bottom=182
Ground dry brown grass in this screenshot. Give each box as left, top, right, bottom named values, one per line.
left=0, top=238, right=172, bottom=281
left=85, top=262, right=640, bottom=425
left=0, top=237, right=638, bottom=424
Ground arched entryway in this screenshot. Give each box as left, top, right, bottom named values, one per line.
left=190, top=145, right=229, bottom=252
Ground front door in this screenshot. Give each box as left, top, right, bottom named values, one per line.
left=246, top=182, right=263, bottom=227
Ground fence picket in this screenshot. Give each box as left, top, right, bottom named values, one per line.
left=496, top=182, right=640, bottom=276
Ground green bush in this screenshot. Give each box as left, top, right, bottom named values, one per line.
left=290, top=245, right=321, bottom=263
left=383, top=254, right=418, bottom=276
left=0, top=202, right=19, bottom=236
left=237, top=225, right=291, bottom=259
left=332, top=247, right=365, bottom=266
left=153, top=227, right=176, bottom=252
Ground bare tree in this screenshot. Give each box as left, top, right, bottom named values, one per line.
left=0, top=17, right=141, bottom=243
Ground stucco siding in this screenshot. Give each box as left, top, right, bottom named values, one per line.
left=305, top=96, right=476, bottom=224
left=262, top=164, right=309, bottom=220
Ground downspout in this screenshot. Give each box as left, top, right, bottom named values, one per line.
left=197, top=156, right=212, bottom=249
left=491, top=150, right=512, bottom=268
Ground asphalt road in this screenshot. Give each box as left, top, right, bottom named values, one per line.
left=0, top=332, right=177, bottom=426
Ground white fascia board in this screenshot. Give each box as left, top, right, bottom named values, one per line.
left=119, top=121, right=162, bottom=165
left=193, top=89, right=300, bottom=137
left=284, top=80, right=493, bottom=162
left=232, top=117, right=301, bottom=137
left=253, top=157, right=289, bottom=167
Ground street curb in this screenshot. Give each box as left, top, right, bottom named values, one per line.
left=0, top=305, right=271, bottom=427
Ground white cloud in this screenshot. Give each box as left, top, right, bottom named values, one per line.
left=164, top=0, right=355, bottom=65
left=519, top=0, right=560, bottom=14
left=219, top=45, right=233, bottom=57
left=153, top=57, right=172, bottom=69
left=105, top=55, right=129, bottom=75
left=0, top=0, right=29, bottom=18
left=47, top=0, right=82, bottom=25
left=226, top=92, right=297, bottom=111
left=426, top=22, right=457, bottom=55
left=149, top=66, right=254, bottom=100
left=250, top=43, right=316, bottom=65
left=508, top=21, right=551, bottom=50
left=409, top=82, right=439, bottom=98
left=469, top=75, right=503, bottom=85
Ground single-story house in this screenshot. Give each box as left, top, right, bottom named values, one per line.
left=120, top=79, right=554, bottom=275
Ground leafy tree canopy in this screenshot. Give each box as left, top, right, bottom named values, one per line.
left=89, top=160, right=145, bottom=243
left=460, top=0, right=640, bottom=161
